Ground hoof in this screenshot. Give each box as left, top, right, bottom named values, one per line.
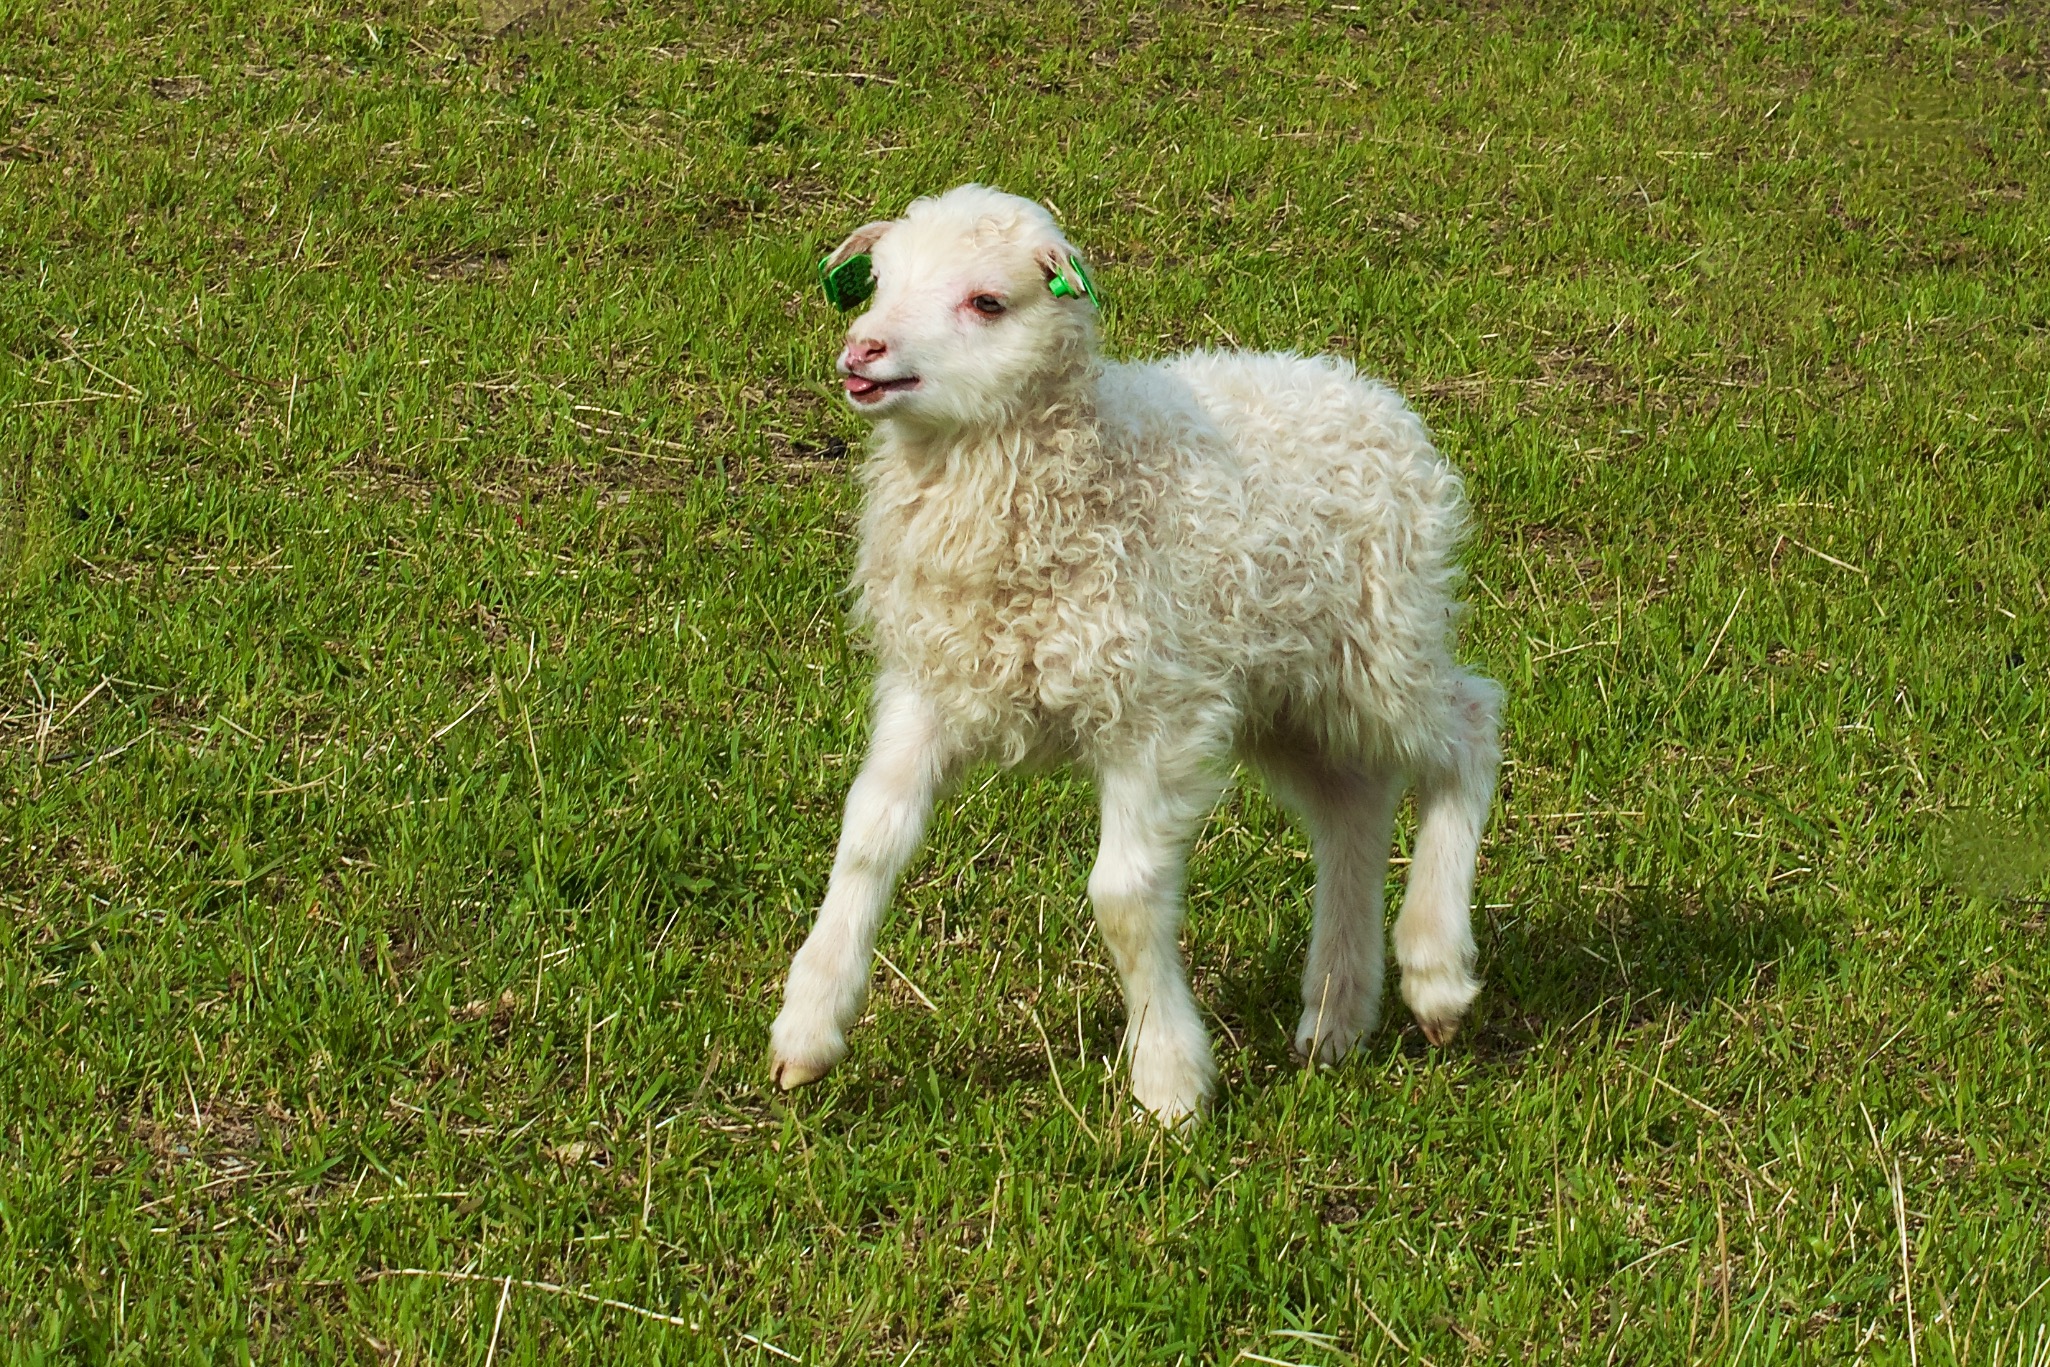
left=1292, top=998, right=1379, bottom=1066
left=1126, top=1026, right=1216, bottom=1131
left=768, top=1009, right=847, bottom=1091
left=1131, top=1100, right=1204, bottom=1136
left=771, top=1055, right=834, bottom=1090
left=1400, top=962, right=1479, bottom=1048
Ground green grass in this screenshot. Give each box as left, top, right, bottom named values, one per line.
left=3, top=0, right=2048, bottom=1360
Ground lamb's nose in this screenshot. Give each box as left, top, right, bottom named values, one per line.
left=845, top=337, right=888, bottom=367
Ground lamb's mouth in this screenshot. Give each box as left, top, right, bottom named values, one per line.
left=844, top=373, right=920, bottom=404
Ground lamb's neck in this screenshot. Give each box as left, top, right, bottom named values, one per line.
left=872, top=370, right=1105, bottom=488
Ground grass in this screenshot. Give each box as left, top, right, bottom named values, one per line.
left=3, top=0, right=2048, bottom=1360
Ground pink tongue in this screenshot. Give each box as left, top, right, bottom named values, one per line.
left=845, top=375, right=878, bottom=395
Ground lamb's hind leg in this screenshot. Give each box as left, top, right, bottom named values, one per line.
left=1255, top=747, right=1402, bottom=1064
left=1089, top=751, right=1228, bottom=1128
left=1396, top=672, right=1503, bottom=1045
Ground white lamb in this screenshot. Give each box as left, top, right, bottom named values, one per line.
left=770, top=184, right=1503, bottom=1126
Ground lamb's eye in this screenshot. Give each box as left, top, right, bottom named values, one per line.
left=971, top=294, right=1006, bottom=317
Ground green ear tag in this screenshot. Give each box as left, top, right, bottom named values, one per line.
left=818, top=253, right=875, bottom=311
left=1046, top=254, right=1100, bottom=307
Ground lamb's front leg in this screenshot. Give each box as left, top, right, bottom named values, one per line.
left=771, top=681, right=951, bottom=1089
left=1088, top=756, right=1227, bottom=1128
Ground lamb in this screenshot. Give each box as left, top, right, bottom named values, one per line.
left=769, top=184, right=1503, bottom=1126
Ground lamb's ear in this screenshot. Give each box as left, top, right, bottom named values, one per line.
left=823, top=220, right=894, bottom=273
left=1037, top=242, right=1100, bottom=308
left=818, top=220, right=893, bottom=310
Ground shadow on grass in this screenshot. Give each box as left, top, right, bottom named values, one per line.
left=1465, top=884, right=1826, bottom=1063
left=1195, top=881, right=1827, bottom=1081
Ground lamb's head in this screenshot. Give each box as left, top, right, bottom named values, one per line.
left=821, top=185, right=1098, bottom=432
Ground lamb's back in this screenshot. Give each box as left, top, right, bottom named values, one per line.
left=1159, top=350, right=1459, bottom=514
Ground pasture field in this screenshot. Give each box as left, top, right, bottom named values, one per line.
left=4, top=0, right=2048, bottom=1361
